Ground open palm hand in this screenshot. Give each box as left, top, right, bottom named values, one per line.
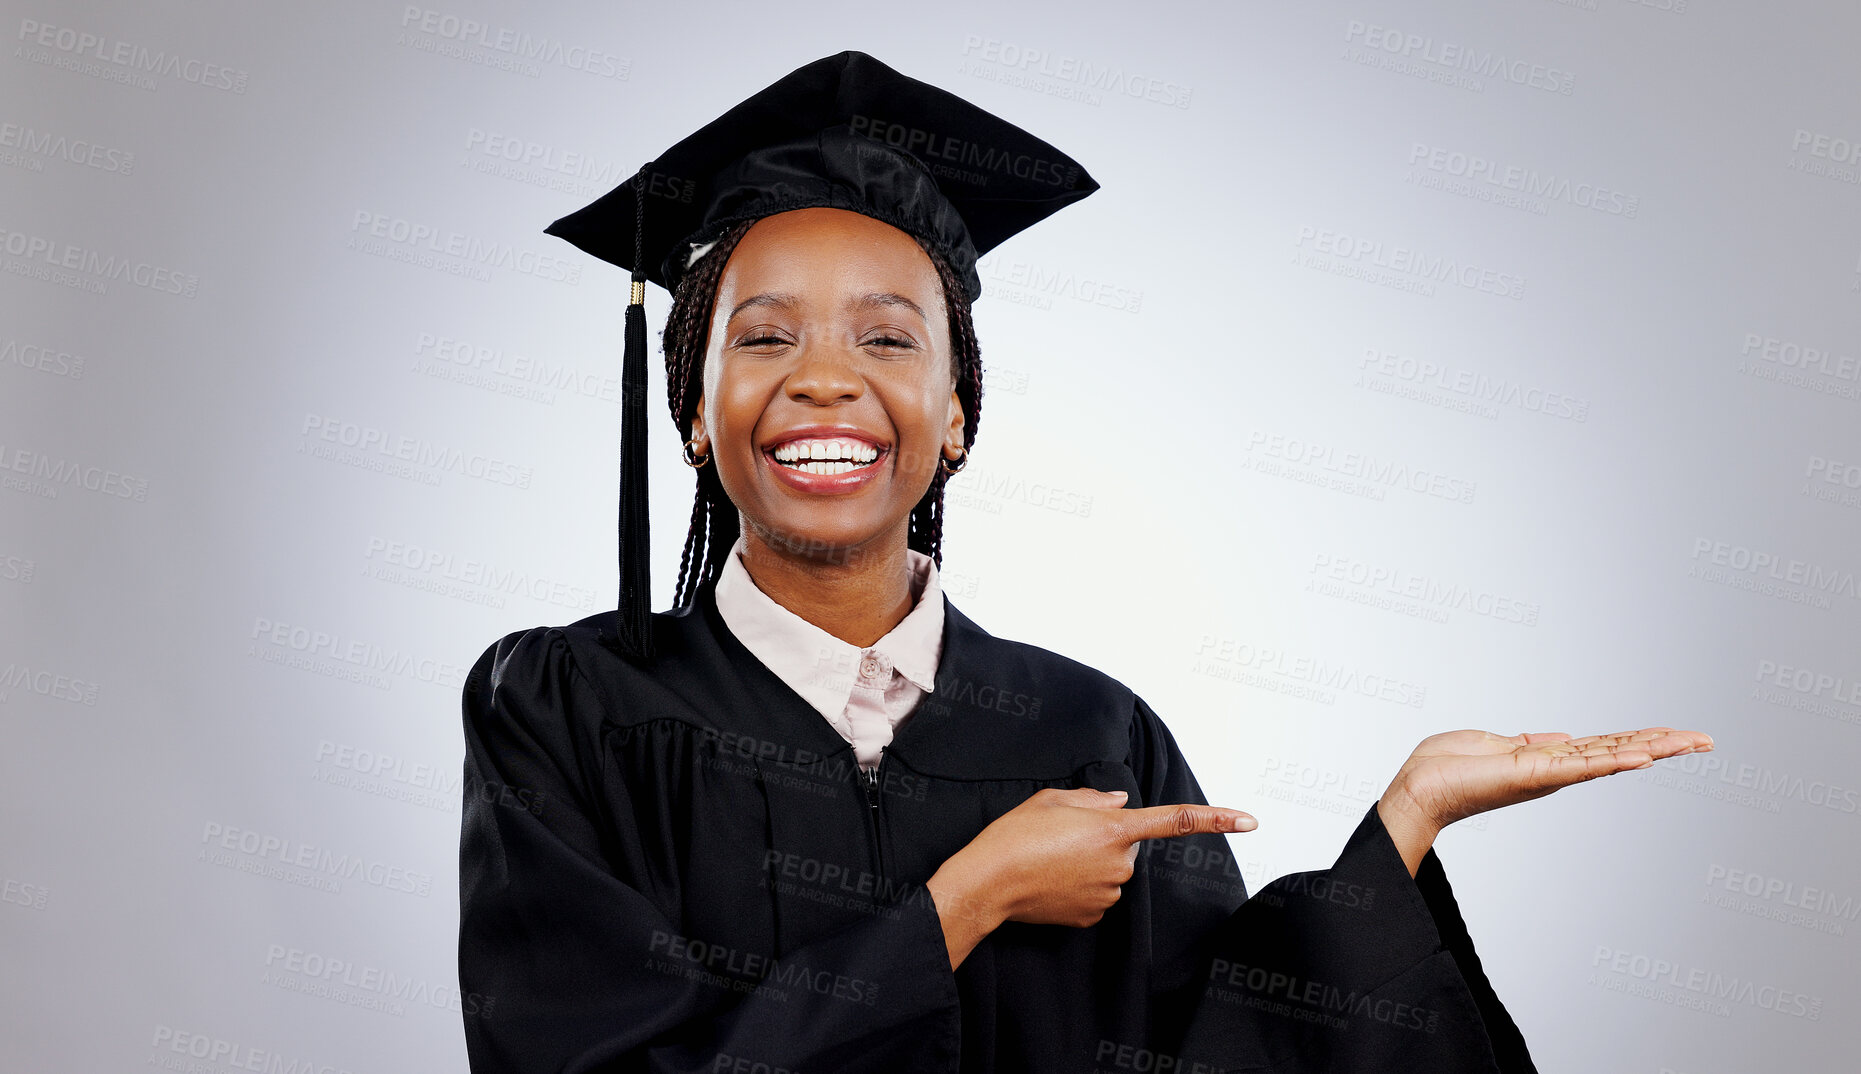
left=1387, top=727, right=1715, bottom=832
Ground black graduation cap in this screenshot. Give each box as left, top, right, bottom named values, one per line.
left=546, top=50, right=1098, bottom=662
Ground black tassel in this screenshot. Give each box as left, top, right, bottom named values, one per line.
left=616, top=283, right=652, bottom=662
left=615, top=170, right=655, bottom=662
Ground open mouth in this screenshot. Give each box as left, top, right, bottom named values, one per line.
left=767, top=437, right=885, bottom=476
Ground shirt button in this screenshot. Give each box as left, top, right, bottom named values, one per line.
left=858, top=650, right=889, bottom=682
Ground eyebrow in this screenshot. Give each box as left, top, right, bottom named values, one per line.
left=727, top=292, right=801, bottom=319
left=726, top=291, right=928, bottom=321
left=851, top=292, right=927, bottom=320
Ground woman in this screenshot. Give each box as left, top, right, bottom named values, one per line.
left=458, top=52, right=1710, bottom=1073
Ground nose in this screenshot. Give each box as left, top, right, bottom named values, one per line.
left=783, top=341, right=863, bottom=406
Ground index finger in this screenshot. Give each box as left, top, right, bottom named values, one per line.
left=1118, top=803, right=1256, bottom=841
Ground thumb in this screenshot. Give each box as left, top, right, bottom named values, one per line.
left=1068, top=788, right=1132, bottom=809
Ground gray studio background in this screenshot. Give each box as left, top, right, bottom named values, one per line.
left=4, top=1, right=1858, bottom=1071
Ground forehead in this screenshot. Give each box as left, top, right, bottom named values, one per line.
left=716, top=207, right=944, bottom=309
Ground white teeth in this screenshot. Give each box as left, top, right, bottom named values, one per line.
left=771, top=437, right=881, bottom=466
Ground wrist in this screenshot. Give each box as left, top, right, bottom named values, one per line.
left=928, top=851, right=1011, bottom=929
left=1376, top=787, right=1440, bottom=878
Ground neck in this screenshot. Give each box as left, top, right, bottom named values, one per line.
left=737, top=520, right=915, bottom=648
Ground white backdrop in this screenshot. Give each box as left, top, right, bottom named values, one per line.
left=4, top=2, right=1858, bottom=1071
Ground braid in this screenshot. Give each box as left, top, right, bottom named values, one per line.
left=665, top=221, right=753, bottom=611
left=910, top=237, right=983, bottom=568
left=661, top=220, right=985, bottom=607
left=672, top=490, right=707, bottom=608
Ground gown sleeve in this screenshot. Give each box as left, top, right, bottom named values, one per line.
left=457, top=628, right=962, bottom=1074
left=1128, top=696, right=1538, bottom=1074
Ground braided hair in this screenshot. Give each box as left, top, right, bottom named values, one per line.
left=661, top=218, right=984, bottom=610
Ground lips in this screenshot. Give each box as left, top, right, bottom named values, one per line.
left=760, top=427, right=889, bottom=491
left=763, top=428, right=888, bottom=476
left=770, top=437, right=881, bottom=475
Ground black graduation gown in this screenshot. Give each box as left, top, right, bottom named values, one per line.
left=458, top=584, right=1537, bottom=1073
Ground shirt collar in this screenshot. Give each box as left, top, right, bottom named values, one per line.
left=711, top=533, right=944, bottom=711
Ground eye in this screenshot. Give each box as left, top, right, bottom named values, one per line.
left=732, top=330, right=792, bottom=351
left=861, top=333, right=918, bottom=352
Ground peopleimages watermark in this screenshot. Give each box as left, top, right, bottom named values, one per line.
left=976, top=251, right=1142, bottom=313
left=263, top=943, right=494, bottom=1018
left=349, top=211, right=580, bottom=285
left=1094, top=1038, right=1230, bottom=1074
left=0, top=225, right=198, bottom=297
left=0, top=660, right=100, bottom=706
left=957, top=35, right=1192, bottom=109
left=248, top=615, right=470, bottom=692
left=464, top=127, right=634, bottom=188
left=1356, top=348, right=1589, bottom=422
left=1, top=337, right=87, bottom=379
left=1756, top=659, right=1861, bottom=707
left=1636, top=752, right=1860, bottom=817
left=0, top=119, right=134, bottom=174
left=761, top=850, right=934, bottom=918
left=199, top=821, right=434, bottom=897
left=711, top=1053, right=809, bottom=1074
left=1244, top=429, right=1477, bottom=505
left=1789, top=127, right=1861, bottom=186
left=1687, top=538, right=1857, bottom=608
left=314, top=739, right=475, bottom=814
left=149, top=1026, right=359, bottom=1074
left=1140, top=832, right=1251, bottom=902
left=1753, top=657, right=1861, bottom=726
left=1702, top=864, right=1858, bottom=937
left=649, top=723, right=932, bottom=806
left=3, top=877, right=49, bottom=910
left=1590, top=945, right=1823, bottom=1020
left=1307, top=553, right=1542, bottom=626
left=0, top=550, right=35, bottom=585
left=412, top=330, right=623, bottom=407
left=1293, top=226, right=1525, bottom=300
left=298, top=413, right=533, bottom=489
left=396, top=7, right=628, bottom=79
left=15, top=18, right=250, bottom=93
left=927, top=668, right=1043, bottom=719
left=849, top=113, right=1082, bottom=189
left=1741, top=334, right=1859, bottom=381
left=1204, top=958, right=1439, bottom=1034
left=363, top=535, right=597, bottom=612
left=1407, top=142, right=1637, bottom=217
left=949, top=464, right=1093, bottom=517
left=1192, top=635, right=1427, bottom=708
left=1737, top=332, right=1861, bottom=401
left=1342, top=20, right=1574, bottom=95
left=0, top=440, right=149, bottom=502
left=1804, top=455, right=1861, bottom=510
left=646, top=929, right=881, bottom=1007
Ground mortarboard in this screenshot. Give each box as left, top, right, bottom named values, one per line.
left=546, top=50, right=1097, bottom=662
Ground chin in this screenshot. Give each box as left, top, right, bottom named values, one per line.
left=747, top=510, right=904, bottom=566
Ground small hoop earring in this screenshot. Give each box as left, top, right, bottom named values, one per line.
left=681, top=439, right=711, bottom=468
left=940, top=448, right=968, bottom=475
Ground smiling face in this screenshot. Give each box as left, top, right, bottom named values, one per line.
left=688, top=207, right=966, bottom=565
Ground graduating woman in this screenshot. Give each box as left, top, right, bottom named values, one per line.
left=458, top=52, right=1711, bottom=1073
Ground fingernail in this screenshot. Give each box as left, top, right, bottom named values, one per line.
left=1109, top=790, right=1128, bottom=799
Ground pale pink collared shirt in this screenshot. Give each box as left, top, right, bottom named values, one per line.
left=712, top=533, right=944, bottom=771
